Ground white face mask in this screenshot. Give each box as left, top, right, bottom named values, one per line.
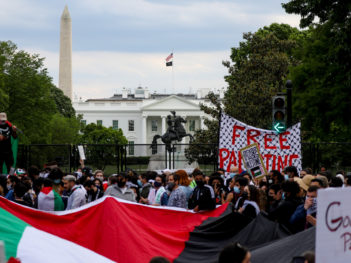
left=7, top=184, right=12, bottom=191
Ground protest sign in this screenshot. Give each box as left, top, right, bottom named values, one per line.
left=316, top=188, right=351, bottom=263
left=240, top=143, right=267, bottom=179
left=77, top=145, right=86, bottom=160
left=218, top=113, right=301, bottom=173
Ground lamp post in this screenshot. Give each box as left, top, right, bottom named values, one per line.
left=286, top=80, right=293, bottom=127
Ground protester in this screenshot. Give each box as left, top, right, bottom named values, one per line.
left=235, top=185, right=260, bottom=219
left=209, top=175, right=224, bottom=205
left=38, top=178, right=64, bottom=211
left=188, top=172, right=215, bottom=211
left=104, top=173, right=136, bottom=202
left=269, top=170, right=285, bottom=184
left=0, top=112, right=17, bottom=175
left=224, top=176, right=249, bottom=205
left=139, top=174, right=164, bottom=205
left=176, top=169, right=193, bottom=204
left=84, top=180, right=104, bottom=202
left=6, top=175, right=19, bottom=201
left=63, top=175, right=87, bottom=210
left=139, top=173, right=152, bottom=199
left=267, top=184, right=282, bottom=213
left=284, top=166, right=299, bottom=179
left=218, top=242, right=251, bottom=263
left=268, top=180, right=303, bottom=231
left=167, top=173, right=187, bottom=209
left=329, top=176, right=343, bottom=187
left=94, top=170, right=104, bottom=181
left=289, top=185, right=319, bottom=233
left=0, top=175, right=9, bottom=197
left=13, top=182, right=32, bottom=207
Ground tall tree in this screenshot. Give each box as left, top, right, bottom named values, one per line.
left=79, top=123, right=128, bottom=169
left=283, top=1, right=351, bottom=141
left=223, top=23, right=306, bottom=129
left=0, top=41, right=81, bottom=145
left=50, top=85, right=76, bottom=118
left=0, top=41, right=57, bottom=144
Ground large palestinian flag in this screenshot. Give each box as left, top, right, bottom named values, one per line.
left=0, top=196, right=315, bottom=263
left=0, top=196, right=231, bottom=263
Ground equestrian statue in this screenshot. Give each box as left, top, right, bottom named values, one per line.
left=151, top=111, right=194, bottom=153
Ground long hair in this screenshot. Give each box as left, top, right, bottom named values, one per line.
left=175, top=170, right=190, bottom=187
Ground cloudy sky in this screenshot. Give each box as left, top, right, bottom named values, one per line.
left=0, top=0, right=300, bottom=100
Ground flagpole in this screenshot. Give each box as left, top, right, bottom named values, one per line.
left=172, top=50, right=174, bottom=94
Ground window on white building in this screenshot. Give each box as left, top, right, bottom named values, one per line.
left=97, top=120, right=103, bottom=126
left=189, top=119, right=196, bottom=131
left=128, top=141, right=134, bottom=155
left=112, top=120, right=118, bottom=130
left=128, top=120, right=134, bottom=131
left=151, top=120, right=158, bottom=132
left=81, top=120, right=86, bottom=127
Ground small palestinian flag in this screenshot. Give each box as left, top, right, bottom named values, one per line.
left=250, top=166, right=262, bottom=178
left=37, top=187, right=64, bottom=211
left=166, top=53, right=173, bottom=67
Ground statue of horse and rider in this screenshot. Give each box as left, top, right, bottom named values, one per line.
left=151, top=111, right=194, bottom=152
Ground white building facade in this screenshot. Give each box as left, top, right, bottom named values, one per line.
left=73, top=88, right=223, bottom=149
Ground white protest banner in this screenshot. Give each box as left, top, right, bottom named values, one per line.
left=240, top=143, right=267, bottom=179
left=77, top=145, right=86, bottom=160
left=219, top=113, right=301, bottom=173
left=316, top=188, right=351, bottom=263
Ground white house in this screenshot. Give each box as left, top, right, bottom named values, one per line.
left=73, top=87, right=224, bottom=155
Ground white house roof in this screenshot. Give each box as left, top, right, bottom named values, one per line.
left=141, top=95, right=200, bottom=111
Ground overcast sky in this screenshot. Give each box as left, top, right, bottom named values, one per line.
left=0, top=0, right=300, bottom=100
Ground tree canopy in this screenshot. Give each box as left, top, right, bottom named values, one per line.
left=223, top=23, right=306, bottom=129
left=283, top=0, right=351, bottom=141
left=0, top=41, right=80, bottom=144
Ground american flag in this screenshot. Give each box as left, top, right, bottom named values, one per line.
left=165, top=53, right=173, bottom=62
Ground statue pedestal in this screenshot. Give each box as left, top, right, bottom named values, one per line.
left=147, top=153, right=167, bottom=171
left=173, top=152, right=198, bottom=169
left=147, top=151, right=198, bottom=171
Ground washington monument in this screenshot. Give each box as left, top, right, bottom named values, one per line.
left=59, top=5, right=72, bottom=100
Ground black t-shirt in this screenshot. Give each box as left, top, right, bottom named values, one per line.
left=0, top=121, right=15, bottom=153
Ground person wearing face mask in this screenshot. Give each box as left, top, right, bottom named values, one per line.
left=223, top=177, right=249, bottom=205
left=141, top=175, right=166, bottom=206
left=289, top=185, right=319, bottom=233
left=5, top=175, right=19, bottom=201
left=104, top=173, right=136, bottom=202
left=209, top=176, right=224, bottom=205
left=84, top=180, right=104, bottom=203
left=167, top=173, right=186, bottom=209
left=268, top=181, right=303, bottom=231
left=188, top=173, right=216, bottom=212
left=267, top=184, right=282, bottom=213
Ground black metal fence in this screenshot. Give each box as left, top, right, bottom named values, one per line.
left=15, top=142, right=351, bottom=175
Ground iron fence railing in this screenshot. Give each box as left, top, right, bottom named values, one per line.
left=15, top=142, right=351, bottom=175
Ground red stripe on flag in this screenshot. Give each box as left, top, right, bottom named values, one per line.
left=165, top=53, right=173, bottom=62
left=0, top=197, right=228, bottom=263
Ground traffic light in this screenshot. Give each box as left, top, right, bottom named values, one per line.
left=272, top=95, right=286, bottom=133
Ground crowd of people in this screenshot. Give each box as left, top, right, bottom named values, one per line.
left=1, top=161, right=349, bottom=263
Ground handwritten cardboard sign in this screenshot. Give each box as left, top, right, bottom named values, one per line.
left=316, top=188, right=351, bottom=262
left=239, top=143, right=267, bottom=179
